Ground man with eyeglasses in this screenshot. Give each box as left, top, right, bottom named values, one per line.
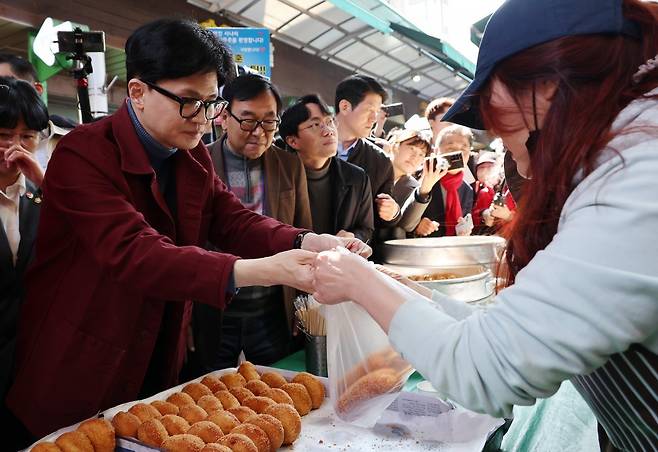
left=280, top=94, right=373, bottom=243
left=194, top=74, right=313, bottom=374
left=6, top=19, right=370, bottom=442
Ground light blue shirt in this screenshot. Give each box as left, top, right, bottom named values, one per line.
left=337, top=139, right=358, bottom=161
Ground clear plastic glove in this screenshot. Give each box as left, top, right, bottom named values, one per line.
left=312, top=247, right=371, bottom=305
left=375, top=193, right=400, bottom=222
left=414, top=217, right=439, bottom=236
left=302, top=232, right=372, bottom=258
left=455, top=214, right=474, bottom=236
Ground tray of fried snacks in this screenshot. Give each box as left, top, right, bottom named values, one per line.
left=26, top=363, right=327, bottom=452
left=27, top=417, right=116, bottom=452
left=27, top=363, right=504, bottom=451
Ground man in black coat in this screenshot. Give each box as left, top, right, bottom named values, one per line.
left=334, top=75, right=399, bottom=244
left=280, top=94, right=374, bottom=243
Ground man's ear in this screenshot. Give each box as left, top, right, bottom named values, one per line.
left=128, top=78, right=146, bottom=110
left=338, top=99, right=352, bottom=114
left=286, top=134, right=300, bottom=151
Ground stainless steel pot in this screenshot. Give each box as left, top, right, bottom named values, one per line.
left=380, top=236, right=506, bottom=270
left=384, top=264, right=494, bottom=303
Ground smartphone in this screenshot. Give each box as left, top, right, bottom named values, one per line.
left=382, top=102, right=405, bottom=118
left=57, top=29, right=106, bottom=53
left=441, top=151, right=465, bottom=170
left=424, top=156, right=449, bottom=172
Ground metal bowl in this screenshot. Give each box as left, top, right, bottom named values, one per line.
left=384, top=264, right=494, bottom=303
left=380, top=236, right=506, bottom=269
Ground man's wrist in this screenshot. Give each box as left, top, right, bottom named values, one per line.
left=233, top=258, right=273, bottom=287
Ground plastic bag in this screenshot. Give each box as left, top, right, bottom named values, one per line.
left=326, top=300, right=414, bottom=427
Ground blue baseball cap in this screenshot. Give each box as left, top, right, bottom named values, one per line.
left=442, top=0, right=640, bottom=130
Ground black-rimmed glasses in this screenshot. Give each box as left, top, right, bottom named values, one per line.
left=142, top=80, right=227, bottom=120
left=227, top=110, right=280, bottom=132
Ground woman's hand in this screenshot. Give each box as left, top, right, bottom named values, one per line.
left=491, top=204, right=513, bottom=221
left=312, top=247, right=372, bottom=304
left=313, top=249, right=411, bottom=332
left=418, top=156, right=448, bottom=197
left=302, top=232, right=371, bottom=258
left=234, top=249, right=317, bottom=293
left=415, top=217, right=439, bottom=236
left=3, top=144, right=44, bottom=186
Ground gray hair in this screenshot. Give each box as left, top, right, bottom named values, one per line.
left=437, top=124, right=473, bottom=146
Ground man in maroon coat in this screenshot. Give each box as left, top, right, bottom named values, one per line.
left=6, top=19, right=369, bottom=441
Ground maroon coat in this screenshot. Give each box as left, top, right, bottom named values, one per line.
left=6, top=104, right=302, bottom=437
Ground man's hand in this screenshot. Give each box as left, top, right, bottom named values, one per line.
left=301, top=232, right=371, bottom=258
left=312, top=247, right=369, bottom=304
left=414, top=217, right=439, bottom=236
left=233, top=249, right=317, bottom=293
left=376, top=193, right=400, bottom=222
left=336, top=230, right=355, bottom=239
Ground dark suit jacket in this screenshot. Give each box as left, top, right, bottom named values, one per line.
left=329, top=157, right=374, bottom=242
left=421, top=181, right=474, bottom=238
left=8, top=104, right=302, bottom=437
left=0, top=180, right=39, bottom=403
left=347, top=138, right=398, bottom=228
left=208, top=137, right=313, bottom=332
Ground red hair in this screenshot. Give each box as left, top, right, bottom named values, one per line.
left=479, top=0, right=658, bottom=282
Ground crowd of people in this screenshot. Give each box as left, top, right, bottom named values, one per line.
left=1, top=0, right=657, bottom=450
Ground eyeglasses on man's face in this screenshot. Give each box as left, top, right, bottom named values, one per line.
left=141, top=80, right=227, bottom=120
left=227, top=110, right=280, bottom=133
left=299, top=117, right=337, bottom=133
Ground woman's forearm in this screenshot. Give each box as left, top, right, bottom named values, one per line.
left=352, top=267, right=422, bottom=332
